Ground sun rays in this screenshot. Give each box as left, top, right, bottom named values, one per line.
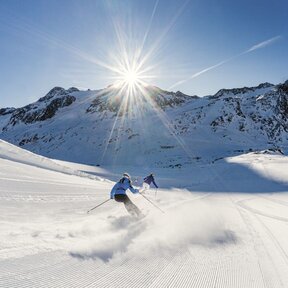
left=3, top=0, right=196, bottom=164
left=96, top=0, right=196, bottom=164
left=111, top=56, right=149, bottom=91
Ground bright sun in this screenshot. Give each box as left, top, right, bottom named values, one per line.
left=123, top=69, right=139, bottom=86
left=111, top=52, right=151, bottom=92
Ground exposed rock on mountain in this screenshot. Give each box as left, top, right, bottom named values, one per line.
left=0, top=81, right=287, bottom=166
left=86, top=86, right=194, bottom=115
left=0, top=107, right=15, bottom=116
left=2, top=88, right=77, bottom=130
left=213, top=82, right=274, bottom=98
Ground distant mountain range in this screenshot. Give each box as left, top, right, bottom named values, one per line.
left=0, top=81, right=287, bottom=167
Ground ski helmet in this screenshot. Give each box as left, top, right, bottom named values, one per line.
left=123, top=173, right=131, bottom=179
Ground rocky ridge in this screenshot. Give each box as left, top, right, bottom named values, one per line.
left=0, top=81, right=287, bottom=166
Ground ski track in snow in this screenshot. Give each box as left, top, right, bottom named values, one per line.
left=1, top=144, right=288, bottom=287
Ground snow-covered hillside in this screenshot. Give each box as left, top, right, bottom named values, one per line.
left=0, top=81, right=287, bottom=167
left=1, top=140, right=288, bottom=287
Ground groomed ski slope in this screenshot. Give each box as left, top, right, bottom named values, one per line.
left=1, top=140, right=288, bottom=287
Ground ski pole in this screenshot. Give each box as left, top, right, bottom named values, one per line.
left=87, top=199, right=111, bottom=214
left=140, top=187, right=148, bottom=194
left=140, top=193, right=165, bottom=214
left=155, top=188, right=158, bottom=198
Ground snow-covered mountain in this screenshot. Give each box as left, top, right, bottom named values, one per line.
left=0, top=81, right=287, bottom=166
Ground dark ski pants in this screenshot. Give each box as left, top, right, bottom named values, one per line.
left=114, top=194, right=141, bottom=217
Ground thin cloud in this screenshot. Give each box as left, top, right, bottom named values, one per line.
left=246, top=35, right=282, bottom=53
left=169, top=35, right=283, bottom=90
left=169, top=59, right=231, bottom=90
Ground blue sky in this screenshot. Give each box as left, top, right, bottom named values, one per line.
left=0, top=0, right=287, bottom=107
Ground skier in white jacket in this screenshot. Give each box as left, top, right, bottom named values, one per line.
left=110, top=173, right=142, bottom=217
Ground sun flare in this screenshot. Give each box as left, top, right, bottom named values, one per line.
left=123, top=69, right=139, bottom=86
left=112, top=58, right=148, bottom=92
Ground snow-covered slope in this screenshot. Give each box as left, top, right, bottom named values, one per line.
left=0, top=81, right=287, bottom=166
left=0, top=139, right=106, bottom=182
left=1, top=139, right=288, bottom=287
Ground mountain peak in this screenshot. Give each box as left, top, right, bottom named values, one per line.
left=213, top=82, right=274, bottom=98
left=39, top=87, right=66, bottom=102
left=38, top=87, right=79, bottom=103
left=85, top=84, right=194, bottom=115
